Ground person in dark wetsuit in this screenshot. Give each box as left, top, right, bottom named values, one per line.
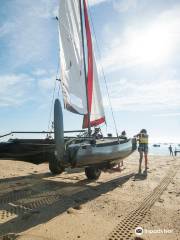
left=115, top=131, right=127, bottom=171
left=134, top=129, right=149, bottom=175
left=168, top=145, right=173, bottom=156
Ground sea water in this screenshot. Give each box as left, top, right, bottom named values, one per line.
left=148, top=143, right=179, bottom=156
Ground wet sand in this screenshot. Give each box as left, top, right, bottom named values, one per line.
left=0, top=152, right=179, bottom=240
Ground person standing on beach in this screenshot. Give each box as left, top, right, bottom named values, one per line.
left=113, top=130, right=127, bottom=171
left=134, top=129, right=149, bottom=175
left=118, top=131, right=127, bottom=169
left=168, top=145, right=173, bottom=156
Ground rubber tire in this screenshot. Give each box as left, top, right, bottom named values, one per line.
left=85, top=167, right=101, bottom=180
left=49, top=155, right=64, bottom=175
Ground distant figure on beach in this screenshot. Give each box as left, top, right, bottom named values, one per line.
left=134, top=129, right=149, bottom=175
left=168, top=145, right=173, bottom=156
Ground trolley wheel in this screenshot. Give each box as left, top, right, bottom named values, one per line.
left=85, top=167, right=101, bottom=180
left=49, top=155, right=64, bottom=175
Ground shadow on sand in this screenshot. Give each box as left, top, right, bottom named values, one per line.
left=0, top=171, right=135, bottom=236
left=133, top=173, right=147, bottom=181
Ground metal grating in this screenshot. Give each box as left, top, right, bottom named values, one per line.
left=0, top=234, right=52, bottom=240
left=0, top=189, right=61, bottom=223
left=0, top=189, right=32, bottom=205
left=0, top=233, right=18, bottom=240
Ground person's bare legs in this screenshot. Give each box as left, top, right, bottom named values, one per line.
left=144, top=153, right=148, bottom=170
left=138, top=151, right=143, bottom=174
left=116, top=163, right=121, bottom=171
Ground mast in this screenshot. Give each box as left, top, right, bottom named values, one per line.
left=79, top=0, right=91, bottom=136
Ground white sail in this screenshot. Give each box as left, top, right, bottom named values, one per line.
left=59, top=0, right=87, bottom=114
left=83, top=0, right=105, bottom=128
left=90, top=54, right=105, bottom=125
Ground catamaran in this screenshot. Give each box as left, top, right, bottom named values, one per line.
left=0, top=0, right=136, bottom=180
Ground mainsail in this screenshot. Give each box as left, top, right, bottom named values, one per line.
left=59, top=0, right=87, bottom=114
left=58, top=0, right=105, bottom=127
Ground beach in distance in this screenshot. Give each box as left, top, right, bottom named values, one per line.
left=0, top=152, right=179, bottom=240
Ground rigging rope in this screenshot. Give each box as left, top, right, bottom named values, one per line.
left=47, top=57, right=60, bottom=133
left=87, top=4, right=119, bottom=139
left=47, top=16, right=62, bottom=134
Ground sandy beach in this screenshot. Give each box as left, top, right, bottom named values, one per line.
left=0, top=152, right=179, bottom=240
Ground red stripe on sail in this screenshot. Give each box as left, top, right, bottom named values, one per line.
left=83, top=114, right=88, bottom=128
left=83, top=116, right=105, bottom=128
left=90, top=117, right=106, bottom=127
left=83, top=0, right=93, bottom=128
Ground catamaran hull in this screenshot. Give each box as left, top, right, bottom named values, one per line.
left=67, top=138, right=136, bottom=169
left=0, top=137, right=136, bottom=174
left=0, top=139, right=54, bottom=164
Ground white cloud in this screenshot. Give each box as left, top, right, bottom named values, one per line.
left=1, top=0, right=58, bottom=70
left=14, top=0, right=58, bottom=19
left=38, top=77, right=55, bottom=91
left=149, top=136, right=180, bottom=144
left=88, top=0, right=109, bottom=6
left=0, top=72, right=57, bottom=107
left=0, top=22, right=14, bottom=38
left=153, top=113, right=180, bottom=117
left=32, top=69, right=48, bottom=77
left=103, top=74, right=180, bottom=111
left=113, top=0, right=137, bottom=12
left=32, top=68, right=57, bottom=92
left=0, top=74, right=34, bottom=107
left=100, top=5, right=180, bottom=73
left=99, top=5, right=180, bottom=113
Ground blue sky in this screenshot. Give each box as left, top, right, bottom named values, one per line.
left=0, top=0, right=180, bottom=143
